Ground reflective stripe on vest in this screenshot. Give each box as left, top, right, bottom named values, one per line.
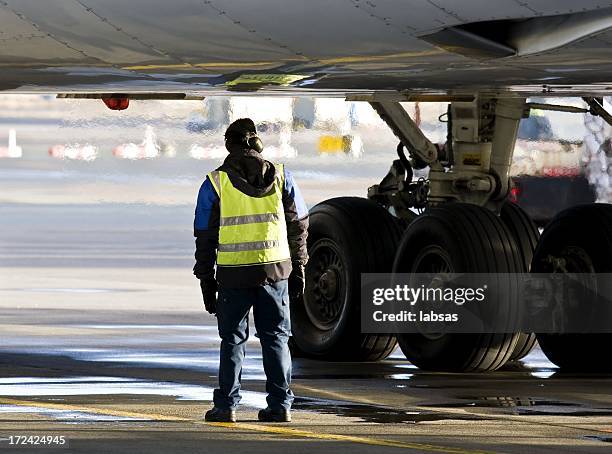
left=208, top=164, right=291, bottom=266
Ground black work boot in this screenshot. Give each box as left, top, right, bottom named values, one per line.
left=258, top=407, right=291, bottom=422
left=205, top=407, right=236, bottom=422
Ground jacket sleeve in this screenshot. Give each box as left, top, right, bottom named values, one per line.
left=282, top=168, right=309, bottom=265
left=193, top=176, right=220, bottom=280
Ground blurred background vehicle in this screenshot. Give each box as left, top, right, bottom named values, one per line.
left=510, top=113, right=597, bottom=227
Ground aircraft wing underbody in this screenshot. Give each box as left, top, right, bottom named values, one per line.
left=2, top=0, right=612, bottom=97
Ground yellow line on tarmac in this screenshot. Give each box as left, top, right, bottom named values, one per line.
left=292, top=383, right=381, bottom=406
left=0, top=397, right=187, bottom=422
left=207, top=421, right=490, bottom=453
left=0, top=397, right=490, bottom=454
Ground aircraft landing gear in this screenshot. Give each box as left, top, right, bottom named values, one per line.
left=377, top=96, right=530, bottom=371
left=299, top=94, right=612, bottom=371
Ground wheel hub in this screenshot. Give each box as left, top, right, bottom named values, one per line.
left=410, top=245, right=454, bottom=340
left=545, top=246, right=597, bottom=320
left=305, top=239, right=346, bottom=331
left=545, top=246, right=594, bottom=274
left=318, top=269, right=338, bottom=300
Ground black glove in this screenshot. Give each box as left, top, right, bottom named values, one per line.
left=199, top=278, right=218, bottom=315
left=288, top=263, right=306, bottom=303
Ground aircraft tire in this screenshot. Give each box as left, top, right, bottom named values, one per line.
left=533, top=204, right=612, bottom=372
left=394, top=203, right=522, bottom=372
left=290, top=197, right=402, bottom=361
left=500, top=201, right=539, bottom=361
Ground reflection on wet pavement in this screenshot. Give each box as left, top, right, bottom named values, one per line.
left=292, top=398, right=485, bottom=424
left=0, top=376, right=268, bottom=408
left=583, top=435, right=612, bottom=443
left=429, top=396, right=612, bottom=416
left=0, top=404, right=145, bottom=422
left=517, top=347, right=559, bottom=370
left=0, top=375, right=485, bottom=425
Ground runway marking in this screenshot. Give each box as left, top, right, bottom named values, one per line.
left=0, top=397, right=491, bottom=453
left=207, top=421, right=490, bottom=453
left=292, top=383, right=381, bottom=406
left=0, top=397, right=187, bottom=422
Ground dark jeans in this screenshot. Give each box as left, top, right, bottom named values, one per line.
left=213, top=279, right=294, bottom=411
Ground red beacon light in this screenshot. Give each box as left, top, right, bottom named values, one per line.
left=509, top=185, right=521, bottom=203
left=102, top=96, right=129, bottom=111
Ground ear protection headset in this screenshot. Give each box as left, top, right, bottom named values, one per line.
left=244, top=131, right=264, bottom=153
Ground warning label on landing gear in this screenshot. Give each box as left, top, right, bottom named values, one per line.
left=360, top=273, right=612, bottom=334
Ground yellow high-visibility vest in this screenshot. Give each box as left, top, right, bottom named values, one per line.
left=208, top=164, right=291, bottom=266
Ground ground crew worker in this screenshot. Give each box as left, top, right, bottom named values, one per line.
left=193, top=118, right=308, bottom=423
